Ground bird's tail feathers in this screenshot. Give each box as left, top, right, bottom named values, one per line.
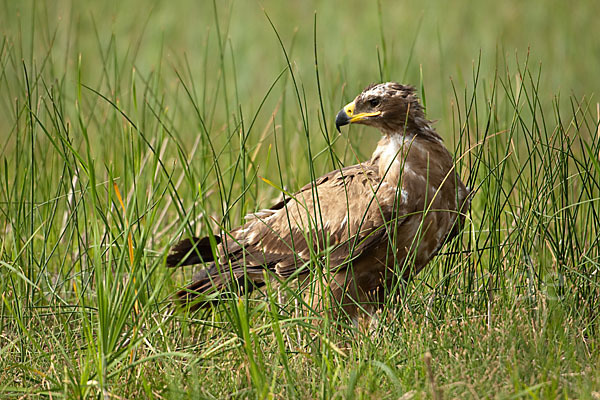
left=176, top=264, right=266, bottom=310
left=166, top=236, right=221, bottom=267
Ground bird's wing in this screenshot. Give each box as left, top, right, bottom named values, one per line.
left=220, top=163, right=408, bottom=277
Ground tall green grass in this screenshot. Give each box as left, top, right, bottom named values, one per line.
left=1, top=0, right=599, bottom=398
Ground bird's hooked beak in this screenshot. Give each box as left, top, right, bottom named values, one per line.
left=335, top=100, right=382, bottom=132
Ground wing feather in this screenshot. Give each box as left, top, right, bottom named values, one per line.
left=221, top=162, right=407, bottom=276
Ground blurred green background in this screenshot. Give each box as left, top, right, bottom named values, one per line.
left=2, top=0, right=598, bottom=132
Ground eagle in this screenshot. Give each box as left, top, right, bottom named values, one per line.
left=167, top=82, right=470, bottom=321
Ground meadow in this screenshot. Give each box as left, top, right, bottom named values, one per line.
left=1, top=0, right=600, bottom=398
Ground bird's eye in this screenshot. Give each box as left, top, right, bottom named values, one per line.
left=369, top=98, right=380, bottom=107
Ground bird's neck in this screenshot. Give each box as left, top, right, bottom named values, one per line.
left=371, top=134, right=411, bottom=183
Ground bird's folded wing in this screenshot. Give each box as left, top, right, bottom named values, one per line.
left=221, top=163, right=408, bottom=277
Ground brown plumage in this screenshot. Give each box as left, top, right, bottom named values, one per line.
left=167, top=82, right=470, bottom=321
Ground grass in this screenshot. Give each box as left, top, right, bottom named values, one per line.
left=1, top=0, right=600, bottom=398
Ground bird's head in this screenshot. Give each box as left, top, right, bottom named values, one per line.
left=336, top=82, right=435, bottom=139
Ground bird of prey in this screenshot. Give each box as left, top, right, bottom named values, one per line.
left=167, top=82, right=470, bottom=321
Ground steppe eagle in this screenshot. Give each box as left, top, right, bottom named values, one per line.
left=167, top=82, right=470, bottom=321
